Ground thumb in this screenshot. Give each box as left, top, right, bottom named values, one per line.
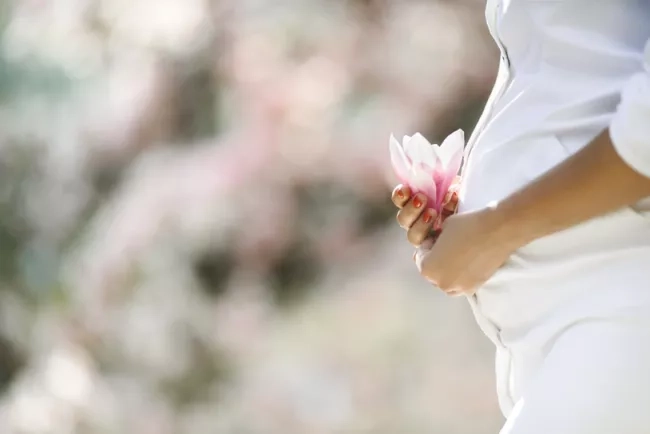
left=414, top=238, right=434, bottom=271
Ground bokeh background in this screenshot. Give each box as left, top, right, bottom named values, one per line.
left=0, top=0, right=503, bottom=432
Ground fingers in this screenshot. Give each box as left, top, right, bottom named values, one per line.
left=396, top=193, right=427, bottom=229
left=413, top=245, right=429, bottom=271
left=391, top=184, right=411, bottom=209
left=438, top=191, right=459, bottom=228
left=414, top=244, right=460, bottom=297
left=406, top=208, right=437, bottom=246
left=442, top=190, right=459, bottom=214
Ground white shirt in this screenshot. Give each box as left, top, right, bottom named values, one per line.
left=462, top=0, right=650, bottom=213
left=458, top=0, right=650, bottom=415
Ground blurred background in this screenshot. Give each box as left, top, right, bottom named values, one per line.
left=0, top=0, right=503, bottom=432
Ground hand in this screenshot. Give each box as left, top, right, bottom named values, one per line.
left=414, top=207, right=519, bottom=296
left=391, top=182, right=459, bottom=247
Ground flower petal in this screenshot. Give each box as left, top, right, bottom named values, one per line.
left=446, top=145, right=464, bottom=178
left=404, top=133, right=436, bottom=166
left=431, top=168, right=447, bottom=210
left=389, top=134, right=411, bottom=182
left=438, top=129, right=465, bottom=168
left=432, top=147, right=462, bottom=207
left=409, top=163, right=437, bottom=207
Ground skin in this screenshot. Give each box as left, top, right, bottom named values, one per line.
left=392, top=129, right=650, bottom=296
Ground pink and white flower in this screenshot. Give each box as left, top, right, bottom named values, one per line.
left=389, top=130, right=464, bottom=213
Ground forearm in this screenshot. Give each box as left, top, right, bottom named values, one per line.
left=495, top=129, right=650, bottom=247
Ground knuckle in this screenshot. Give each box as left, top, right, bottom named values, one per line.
left=397, top=206, right=416, bottom=228
left=419, top=266, right=437, bottom=283
left=406, top=228, right=424, bottom=246
left=438, top=281, right=454, bottom=292
left=396, top=211, right=408, bottom=228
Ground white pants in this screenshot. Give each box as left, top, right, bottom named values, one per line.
left=467, top=208, right=650, bottom=433
left=500, top=308, right=650, bottom=434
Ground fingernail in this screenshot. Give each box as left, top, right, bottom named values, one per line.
left=423, top=209, right=434, bottom=224
left=397, top=188, right=404, bottom=199
left=413, top=196, right=423, bottom=208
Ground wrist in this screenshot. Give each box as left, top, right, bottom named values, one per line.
left=485, top=199, right=538, bottom=251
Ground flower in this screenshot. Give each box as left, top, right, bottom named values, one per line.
left=389, top=130, right=464, bottom=212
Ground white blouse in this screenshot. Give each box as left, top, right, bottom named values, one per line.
left=462, top=0, right=650, bottom=212
left=458, top=0, right=650, bottom=415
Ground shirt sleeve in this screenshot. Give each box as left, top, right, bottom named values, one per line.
left=609, top=39, right=650, bottom=178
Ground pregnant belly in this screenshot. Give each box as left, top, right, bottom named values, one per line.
left=459, top=74, right=650, bottom=334
left=474, top=205, right=650, bottom=337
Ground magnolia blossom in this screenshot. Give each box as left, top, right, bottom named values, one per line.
left=389, top=130, right=464, bottom=212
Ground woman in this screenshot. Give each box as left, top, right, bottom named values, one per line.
left=392, top=1, right=650, bottom=433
